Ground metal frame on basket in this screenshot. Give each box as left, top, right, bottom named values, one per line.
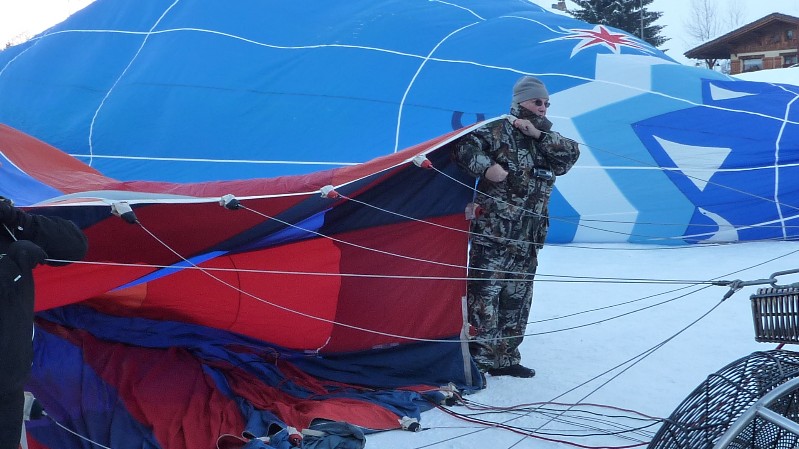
left=713, top=376, right=799, bottom=449
left=648, top=270, right=799, bottom=449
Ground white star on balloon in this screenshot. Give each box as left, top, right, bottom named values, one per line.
left=542, top=25, right=654, bottom=58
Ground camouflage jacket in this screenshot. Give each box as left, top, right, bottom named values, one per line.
left=452, top=114, right=580, bottom=252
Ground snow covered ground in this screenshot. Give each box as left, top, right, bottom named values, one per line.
left=369, top=240, right=799, bottom=449
left=733, top=66, right=799, bottom=83
left=365, top=67, right=799, bottom=449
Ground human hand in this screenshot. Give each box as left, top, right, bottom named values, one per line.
left=0, top=197, right=19, bottom=227
left=513, top=119, right=541, bottom=139
left=7, top=240, right=47, bottom=272
left=484, top=164, right=508, bottom=182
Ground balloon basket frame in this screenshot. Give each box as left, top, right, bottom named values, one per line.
left=751, top=287, right=799, bottom=344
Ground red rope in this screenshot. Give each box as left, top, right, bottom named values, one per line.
left=457, top=396, right=661, bottom=420
left=434, top=403, right=651, bottom=449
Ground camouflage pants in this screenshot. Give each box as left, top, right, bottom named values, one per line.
left=467, top=238, right=537, bottom=371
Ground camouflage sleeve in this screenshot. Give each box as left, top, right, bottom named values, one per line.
left=452, top=127, right=495, bottom=179
left=539, top=131, right=580, bottom=176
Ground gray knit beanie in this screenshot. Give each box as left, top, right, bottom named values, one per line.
left=512, top=76, right=549, bottom=105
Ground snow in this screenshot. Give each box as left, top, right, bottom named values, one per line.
left=4, top=2, right=795, bottom=445
left=368, top=241, right=799, bottom=449
left=733, top=66, right=799, bottom=84
left=367, top=65, right=799, bottom=449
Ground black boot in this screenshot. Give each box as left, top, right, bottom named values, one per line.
left=487, top=364, right=536, bottom=378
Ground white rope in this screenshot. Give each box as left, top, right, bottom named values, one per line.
left=87, top=0, right=181, bottom=165
left=46, top=414, right=113, bottom=449
left=133, top=221, right=468, bottom=344
left=47, top=258, right=716, bottom=285
left=40, top=217, right=746, bottom=349
left=391, top=21, right=480, bottom=153
left=431, top=128, right=799, bottom=242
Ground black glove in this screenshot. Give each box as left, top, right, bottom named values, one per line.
left=0, top=197, right=20, bottom=227
left=7, top=240, right=47, bottom=272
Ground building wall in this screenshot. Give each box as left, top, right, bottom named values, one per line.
left=728, top=23, right=799, bottom=74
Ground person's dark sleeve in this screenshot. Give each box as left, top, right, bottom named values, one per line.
left=13, top=212, right=88, bottom=266
left=0, top=253, right=23, bottom=300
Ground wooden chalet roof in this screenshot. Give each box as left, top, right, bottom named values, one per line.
left=684, top=13, right=799, bottom=59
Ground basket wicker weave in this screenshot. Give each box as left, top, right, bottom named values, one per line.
left=751, top=287, right=799, bottom=344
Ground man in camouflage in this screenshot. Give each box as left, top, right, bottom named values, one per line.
left=452, top=76, right=579, bottom=378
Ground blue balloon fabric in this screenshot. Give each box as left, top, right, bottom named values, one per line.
left=2, top=2, right=799, bottom=448
left=1, top=1, right=798, bottom=244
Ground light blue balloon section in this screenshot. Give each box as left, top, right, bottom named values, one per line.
left=0, top=0, right=797, bottom=244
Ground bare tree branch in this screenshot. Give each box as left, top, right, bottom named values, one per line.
left=683, top=0, right=721, bottom=43
left=683, top=0, right=747, bottom=70
left=725, top=0, right=746, bottom=30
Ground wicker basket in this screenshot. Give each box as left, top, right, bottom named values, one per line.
left=751, top=287, right=799, bottom=344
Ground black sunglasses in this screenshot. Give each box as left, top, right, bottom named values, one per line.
left=533, top=99, right=551, bottom=108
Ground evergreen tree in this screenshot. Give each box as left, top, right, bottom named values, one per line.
left=568, top=0, right=668, bottom=48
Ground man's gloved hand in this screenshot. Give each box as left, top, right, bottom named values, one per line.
left=7, top=240, right=47, bottom=272
left=0, top=197, right=20, bottom=227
